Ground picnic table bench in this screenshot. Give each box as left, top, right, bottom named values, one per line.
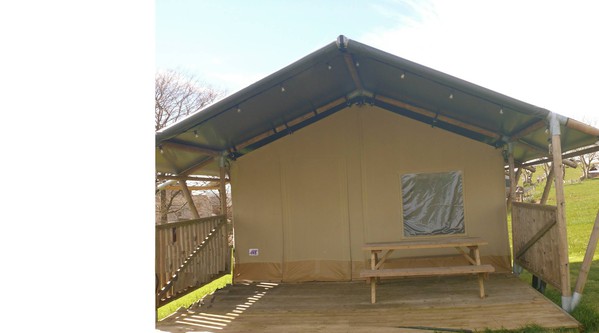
left=360, top=236, right=495, bottom=303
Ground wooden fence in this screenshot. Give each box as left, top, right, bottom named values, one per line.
left=155, top=215, right=231, bottom=307
left=512, top=202, right=561, bottom=289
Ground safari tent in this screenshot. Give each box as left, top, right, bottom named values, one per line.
left=155, top=36, right=599, bottom=316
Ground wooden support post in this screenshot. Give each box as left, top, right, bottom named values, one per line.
left=540, top=167, right=554, bottom=205
left=507, top=145, right=516, bottom=212
left=549, top=114, right=572, bottom=311
left=180, top=180, right=200, bottom=219
left=218, top=156, right=228, bottom=217
left=514, top=167, right=523, bottom=202
left=218, top=156, right=232, bottom=278
left=571, top=210, right=599, bottom=310
left=219, top=160, right=227, bottom=217
left=159, top=190, right=168, bottom=223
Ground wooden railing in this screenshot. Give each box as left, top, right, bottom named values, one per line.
left=155, top=215, right=231, bottom=307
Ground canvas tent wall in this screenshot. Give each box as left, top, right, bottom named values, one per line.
left=232, top=104, right=511, bottom=282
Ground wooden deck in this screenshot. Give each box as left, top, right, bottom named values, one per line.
left=156, top=273, right=580, bottom=332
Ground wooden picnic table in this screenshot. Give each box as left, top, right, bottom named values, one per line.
left=361, top=236, right=495, bottom=303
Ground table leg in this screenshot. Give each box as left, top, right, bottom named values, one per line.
left=371, top=277, right=376, bottom=303
left=473, top=246, right=486, bottom=298
left=371, top=251, right=378, bottom=303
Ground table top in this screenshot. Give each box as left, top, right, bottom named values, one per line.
left=363, top=236, right=488, bottom=251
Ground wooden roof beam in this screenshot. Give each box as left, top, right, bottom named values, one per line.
left=566, top=118, right=599, bottom=137
left=375, top=95, right=502, bottom=141
left=161, top=141, right=221, bottom=156
left=343, top=53, right=364, bottom=91
left=509, top=119, right=547, bottom=142
left=177, top=156, right=215, bottom=176
left=516, top=139, right=548, bottom=155
left=156, top=174, right=229, bottom=182
left=521, top=144, right=599, bottom=167
left=233, top=96, right=348, bottom=153
left=163, top=185, right=220, bottom=191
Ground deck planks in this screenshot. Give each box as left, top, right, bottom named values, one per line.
left=156, top=273, right=580, bottom=333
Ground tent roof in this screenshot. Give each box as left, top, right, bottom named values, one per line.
left=156, top=35, right=599, bottom=176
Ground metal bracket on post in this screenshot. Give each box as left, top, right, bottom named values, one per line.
left=547, top=111, right=568, bottom=137
left=548, top=112, right=560, bottom=136
left=513, top=263, right=523, bottom=276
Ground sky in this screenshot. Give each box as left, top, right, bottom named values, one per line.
left=156, top=0, right=599, bottom=124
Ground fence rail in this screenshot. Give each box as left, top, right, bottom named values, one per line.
left=512, top=202, right=561, bottom=289
left=156, top=215, right=231, bottom=307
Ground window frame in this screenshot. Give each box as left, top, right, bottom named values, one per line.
left=399, top=170, right=466, bottom=238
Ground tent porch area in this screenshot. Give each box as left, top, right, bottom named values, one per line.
left=156, top=273, right=580, bottom=332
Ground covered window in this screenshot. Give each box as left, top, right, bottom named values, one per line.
left=401, top=171, right=465, bottom=237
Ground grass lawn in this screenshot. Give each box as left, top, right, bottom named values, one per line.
left=156, top=274, right=232, bottom=321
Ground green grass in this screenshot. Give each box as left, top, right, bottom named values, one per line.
left=483, top=325, right=575, bottom=333
left=156, top=274, right=232, bottom=321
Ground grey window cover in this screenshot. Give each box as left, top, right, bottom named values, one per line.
left=401, top=171, right=465, bottom=236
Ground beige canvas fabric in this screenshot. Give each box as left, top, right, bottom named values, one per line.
left=231, top=106, right=511, bottom=282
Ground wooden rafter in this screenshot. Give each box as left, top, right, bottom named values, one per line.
left=162, top=185, right=220, bottom=191
left=343, top=53, right=364, bottom=91
left=516, top=139, right=548, bottom=154
left=234, top=129, right=277, bottom=152
left=567, top=118, right=599, bottom=137
left=180, top=180, right=200, bottom=219
left=375, top=95, right=502, bottom=140
left=540, top=168, right=555, bottom=204
left=509, top=119, right=547, bottom=142
left=157, top=175, right=228, bottom=182
left=161, top=141, right=220, bottom=156
left=233, top=97, right=348, bottom=153
left=521, top=145, right=599, bottom=167
left=177, top=156, right=215, bottom=176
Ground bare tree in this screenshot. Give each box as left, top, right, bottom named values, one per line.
left=155, top=69, right=224, bottom=131
left=155, top=69, right=225, bottom=223
left=574, top=117, right=598, bottom=180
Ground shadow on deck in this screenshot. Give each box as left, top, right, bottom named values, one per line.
left=156, top=273, right=580, bottom=332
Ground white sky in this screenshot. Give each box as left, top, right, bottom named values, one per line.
left=156, top=0, right=599, bottom=124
